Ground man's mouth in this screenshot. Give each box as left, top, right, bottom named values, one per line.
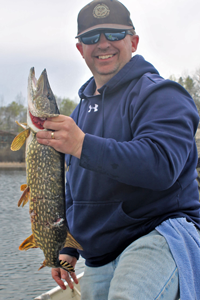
left=97, top=54, right=115, bottom=60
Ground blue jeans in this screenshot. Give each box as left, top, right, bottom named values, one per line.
left=80, top=229, right=179, bottom=300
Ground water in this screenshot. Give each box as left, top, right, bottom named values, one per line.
left=0, top=169, right=85, bottom=300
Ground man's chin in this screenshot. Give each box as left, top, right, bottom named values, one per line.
left=96, top=67, right=119, bottom=78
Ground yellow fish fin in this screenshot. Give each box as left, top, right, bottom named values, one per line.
left=38, top=259, right=47, bottom=271
left=18, top=186, right=30, bottom=207
left=59, top=260, right=75, bottom=273
left=10, top=128, right=30, bottom=151
left=20, top=184, right=27, bottom=191
left=19, top=234, right=37, bottom=251
left=64, top=232, right=83, bottom=250
left=15, top=120, right=28, bottom=130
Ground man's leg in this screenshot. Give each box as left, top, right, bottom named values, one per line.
left=108, top=230, right=179, bottom=300
left=80, top=261, right=114, bottom=300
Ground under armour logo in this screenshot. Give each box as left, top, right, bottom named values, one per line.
left=88, top=104, right=99, bottom=113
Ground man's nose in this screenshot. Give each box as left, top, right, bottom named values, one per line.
left=97, top=33, right=110, bottom=48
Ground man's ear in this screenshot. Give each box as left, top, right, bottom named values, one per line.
left=76, top=43, right=84, bottom=58
left=131, top=35, right=139, bottom=53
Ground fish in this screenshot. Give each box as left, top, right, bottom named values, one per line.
left=11, top=67, right=82, bottom=272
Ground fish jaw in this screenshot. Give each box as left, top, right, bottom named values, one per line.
left=27, top=67, right=59, bottom=132
left=27, top=108, right=46, bottom=133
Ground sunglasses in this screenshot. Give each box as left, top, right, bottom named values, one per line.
left=80, top=30, right=133, bottom=45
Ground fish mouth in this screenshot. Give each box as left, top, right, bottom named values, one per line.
left=29, top=111, right=47, bottom=130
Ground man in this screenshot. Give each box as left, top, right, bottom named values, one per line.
left=37, top=0, right=200, bottom=299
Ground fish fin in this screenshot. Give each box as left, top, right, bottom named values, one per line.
left=20, top=184, right=27, bottom=191
left=59, top=260, right=75, bottom=273
left=64, top=232, right=83, bottom=250
left=15, top=120, right=28, bottom=130
left=19, top=234, right=37, bottom=251
left=18, top=186, right=30, bottom=207
left=38, top=260, right=47, bottom=271
left=10, top=128, right=30, bottom=151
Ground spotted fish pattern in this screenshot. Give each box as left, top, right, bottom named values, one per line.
left=11, top=68, right=82, bottom=272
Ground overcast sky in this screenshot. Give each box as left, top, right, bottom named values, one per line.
left=1, top=0, right=200, bottom=105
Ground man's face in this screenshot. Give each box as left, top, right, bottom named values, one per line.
left=76, top=31, right=139, bottom=88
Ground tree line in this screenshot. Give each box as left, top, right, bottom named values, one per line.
left=169, top=68, right=200, bottom=114
left=1, top=68, right=200, bottom=133
left=0, top=95, right=77, bottom=133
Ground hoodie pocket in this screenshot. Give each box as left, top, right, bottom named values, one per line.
left=66, top=201, right=148, bottom=256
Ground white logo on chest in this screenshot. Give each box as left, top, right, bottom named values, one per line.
left=88, top=104, right=99, bottom=113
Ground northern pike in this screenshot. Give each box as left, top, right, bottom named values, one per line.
left=11, top=68, right=82, bottom=272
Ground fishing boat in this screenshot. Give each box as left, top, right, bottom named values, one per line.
left=34, top=272, right=84, bottom=300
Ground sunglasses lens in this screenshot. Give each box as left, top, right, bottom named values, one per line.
left=81, top=33, right=100, bottom=45
left=105, top=31, right=126, bottom=41
left=80, top=30, right=128, bottom=45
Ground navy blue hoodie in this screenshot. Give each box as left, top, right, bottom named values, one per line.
left=62, top=55, right=200, bottom=267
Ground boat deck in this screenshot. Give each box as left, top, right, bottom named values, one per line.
left=34, top=272, right=83, bottom=300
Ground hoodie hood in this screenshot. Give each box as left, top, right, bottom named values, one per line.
left=78, top=55, right=159, bottom=98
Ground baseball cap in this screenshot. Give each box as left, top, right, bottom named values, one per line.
left=76, top=0, right=135, bottom=38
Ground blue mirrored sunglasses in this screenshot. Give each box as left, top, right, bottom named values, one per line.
left=80, top=30, right=133, bottom=45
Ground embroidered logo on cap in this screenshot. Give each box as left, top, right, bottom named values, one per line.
left=93, top=4, right=110, bottom=19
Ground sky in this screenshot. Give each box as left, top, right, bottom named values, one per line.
left=1, top=0, right=200, bottom=106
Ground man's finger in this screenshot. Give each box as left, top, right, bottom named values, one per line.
left=43, top=115, right=70, bottom=130
left=47, top=115, right=66, bottom=122
left=36, top=130, right=49, bottom=139
left=51, top=269, right=66, bottom=290
left=70, top=271, right=79, bottom=285
left=43, top=120, right=60, bottom=131
left=61, top=270, right=74, bottom=289
left=36, top=130, right=57, bottom=140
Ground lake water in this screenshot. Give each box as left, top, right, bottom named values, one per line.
left=0, top=169, right=85, bottom=300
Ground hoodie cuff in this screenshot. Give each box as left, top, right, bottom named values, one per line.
left=59, top=247, right=80, bottom=260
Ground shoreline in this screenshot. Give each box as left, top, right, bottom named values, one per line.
left=0, top=162, right=26, bottom=169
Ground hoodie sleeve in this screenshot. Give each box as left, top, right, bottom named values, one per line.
left=79, top=82, right=199, bottom=191
left=59, top=246, right=79, bottom=260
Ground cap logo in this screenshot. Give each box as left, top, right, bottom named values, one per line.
left=93, top=4, right=110, bottom=19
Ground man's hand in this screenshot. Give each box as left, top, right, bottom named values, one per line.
left=51, top=254, right=78, bottom=290
left=36, top=115, right=85, bottom=159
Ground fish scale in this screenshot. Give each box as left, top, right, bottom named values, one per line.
left=11, top=67, right=82, bottom=273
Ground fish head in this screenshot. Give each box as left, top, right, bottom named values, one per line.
left=27, top=67, right=60, bottom=132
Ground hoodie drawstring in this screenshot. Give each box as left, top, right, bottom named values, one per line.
left=101, top=87, right=107, bottom=138
left=66, top=98, right=83, bottom=170
left=66, top=86, right=107, bottom=169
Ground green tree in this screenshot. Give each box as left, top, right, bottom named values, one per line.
left=169, top=75, right=177, bottom=82
left=193, top=68, right=200, bottom=100
left=59, top=98, right=77, bottom=116
left=178, top=77, right=184, bottom=86
left=184, top=76, right=196, bottom=97
left=169, top=72, right=200, bottom=114
left=0, top=95, right=77, bottom=132
left=0, top=101, right=26, bottom=132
